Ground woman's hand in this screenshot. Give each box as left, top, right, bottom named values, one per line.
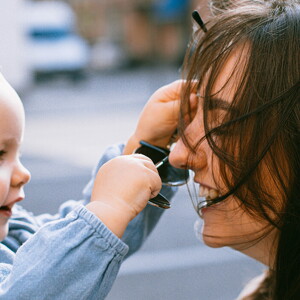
left=123, top=80, right=184, bottom=154
left=86, top=154, right=161, bottom=237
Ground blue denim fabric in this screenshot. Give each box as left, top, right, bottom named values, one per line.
left=0, top=144, right=176, bottom=299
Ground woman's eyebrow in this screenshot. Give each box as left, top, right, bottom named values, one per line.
left=209, top=97, right=237, bottom=113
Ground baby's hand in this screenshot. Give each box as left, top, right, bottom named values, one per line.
left=123, top=80, right=198, bottom=154
left=86, top=154, right=161, bottom=237
left=123, top=80, right=183, bottom=154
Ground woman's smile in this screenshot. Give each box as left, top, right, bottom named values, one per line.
left=198, top=183, right=219, bottom=200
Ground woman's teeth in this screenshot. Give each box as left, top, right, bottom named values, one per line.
left=199, top=186, right=219, bottom=200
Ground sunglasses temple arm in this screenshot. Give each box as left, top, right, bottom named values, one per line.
left=192, top=10, right=208, bottom=33
left=146, top=156, right=171, bottom=209
left=155, top=156, right=169, bottom=169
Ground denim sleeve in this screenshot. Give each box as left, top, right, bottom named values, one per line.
left=81, top=144, right=177, bottom=258
left=4, top=143, right=176, bottom=254
left=3, top=144, right=128, bottom=251
left=0, top=205, right=128, bottom=300
left=0, top=143, right=177, bottom=298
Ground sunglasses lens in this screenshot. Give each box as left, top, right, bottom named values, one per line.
left=134, top=142, right=167, bottom=163
left=160, top=164, right=189, bottom=186
left=148, top=193, right=171, bottom=209
left=135, top=141, right=189, bottom=186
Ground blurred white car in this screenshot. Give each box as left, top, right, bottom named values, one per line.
left=24, top=1, right=89, bottom=80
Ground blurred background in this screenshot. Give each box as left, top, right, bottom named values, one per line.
left=0, top=0, right=264, bottom=299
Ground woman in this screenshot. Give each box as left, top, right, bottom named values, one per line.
left=126, top=0, right=299, bottom=298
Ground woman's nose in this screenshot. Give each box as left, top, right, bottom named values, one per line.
left=169, top=137, right=208, bottom=171
left=168, top=138, right=191, bottom=169
left=11, top=161, right=31, bottom=188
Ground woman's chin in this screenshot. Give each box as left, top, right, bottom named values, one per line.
left=202, top=235, right=226, bottom=248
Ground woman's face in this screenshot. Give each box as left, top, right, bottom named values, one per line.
left=169, top=48, right=272, bottom=251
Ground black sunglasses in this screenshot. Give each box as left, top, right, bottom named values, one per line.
left=135, top=141, right=189, bottom=209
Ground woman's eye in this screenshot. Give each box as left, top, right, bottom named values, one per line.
left=207, top=111, right=223, bottom=128
left=212, top=125, right=229, bottom=136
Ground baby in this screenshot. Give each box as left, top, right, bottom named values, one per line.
left=0, top=73, right=180, bottom=299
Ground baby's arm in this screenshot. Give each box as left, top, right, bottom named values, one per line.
left=0, top=153, right=161, bottom=299
left=0, top=204, right=129, bottom=300
left=0, top=80, right=184, bottom=298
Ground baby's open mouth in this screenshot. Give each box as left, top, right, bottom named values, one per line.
left=0, top=205, right=12, bottom=217
left=0, top=206, right=11, bottom=211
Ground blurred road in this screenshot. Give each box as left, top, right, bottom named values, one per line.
left=21, top=67, right=264, bottom=300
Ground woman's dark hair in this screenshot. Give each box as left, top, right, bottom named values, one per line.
left=180, top=0, right=300, bottom=299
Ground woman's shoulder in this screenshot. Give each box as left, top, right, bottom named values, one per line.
left=236, top=270, right=268, bottom=300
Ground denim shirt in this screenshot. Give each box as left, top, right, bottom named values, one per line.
left=0, top=144, right=176, bottom=299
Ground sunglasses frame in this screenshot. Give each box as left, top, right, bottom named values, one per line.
left=135, top=140, right=189, bottom=209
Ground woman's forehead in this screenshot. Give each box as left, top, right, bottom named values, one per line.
left=201, top=44, right=249, bottom=103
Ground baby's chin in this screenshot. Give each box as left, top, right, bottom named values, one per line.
left=0, top=222, right=9, bottom=241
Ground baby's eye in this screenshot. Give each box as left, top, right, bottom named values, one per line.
left=0, top=150, right=7, bottom=164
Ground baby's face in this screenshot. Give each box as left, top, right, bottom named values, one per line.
left=0, top=74, right=30, bottom=240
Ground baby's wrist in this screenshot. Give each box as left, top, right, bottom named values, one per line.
left=86, top=201, right=133, bottom=238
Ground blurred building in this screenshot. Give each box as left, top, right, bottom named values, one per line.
left=24, top=0, right=210, bottom=71
left=24, top=0, right=90, bottom=81
left=65, top=0, right=196, bottom=69
left=0, top=0, right=211, bottom=88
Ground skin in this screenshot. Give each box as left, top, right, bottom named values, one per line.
left=0, top=49, right=277, bottom=265
left=125, top=49, right=277, bottom=266
left=0, top=74, right=31, bottom=240
left=123, top=80, right=183, bottom=155
left=168, top=49, right=277, bottom=266
left=0, top=72, right=162, bottom=241
left=87, top=154, right=162, bottom=237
